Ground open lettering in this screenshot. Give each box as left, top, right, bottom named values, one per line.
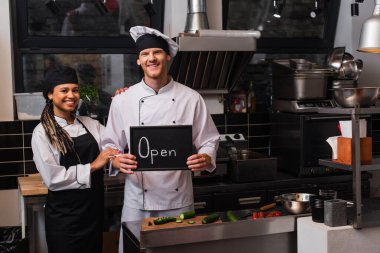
left=138, top=136, right=177, bottom=164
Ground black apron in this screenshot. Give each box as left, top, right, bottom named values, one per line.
left=45, top=120, right=103, bottom=253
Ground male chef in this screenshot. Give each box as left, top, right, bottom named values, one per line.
left=101, top=26, right=220, bottom=252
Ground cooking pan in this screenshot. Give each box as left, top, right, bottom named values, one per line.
left=331, top=87, right=380, bottom=108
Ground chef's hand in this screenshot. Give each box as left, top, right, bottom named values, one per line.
left=90, top=148, right=119, bottom=172
left=111, top=153, right=137, bottom=174
left=187, top=153, right=211, bottom=171
left=112, top=87, right=129, bottom=99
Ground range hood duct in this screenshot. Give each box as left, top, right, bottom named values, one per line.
left=184, top=0, right=209, bottom=33
left=169, top=0, right=261, bottom=94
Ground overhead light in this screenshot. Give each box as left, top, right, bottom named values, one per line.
left=358, top=0, right=380, bottom=53
left=273, top=0, right=285, bottom=19
left=351, top=2, right=359, bottom=16
left=310, top=0, right=321, bottom=19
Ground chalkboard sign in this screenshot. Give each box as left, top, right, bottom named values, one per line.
left=130, top=125, right=192, bottom=170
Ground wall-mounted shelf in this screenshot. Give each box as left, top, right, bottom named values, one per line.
left=319, top=158, right=380, bottom=172
left=318, top=106, right=380, bottom=229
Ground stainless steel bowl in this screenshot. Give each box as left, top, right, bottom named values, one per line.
left=279, top=193, right=315, bottom=215
left=331, top=87, right=379, bottom=108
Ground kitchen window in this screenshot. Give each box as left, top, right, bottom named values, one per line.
left=222, top=0, right=340, bottom=53
left=10, top=0, right=164, bottom=119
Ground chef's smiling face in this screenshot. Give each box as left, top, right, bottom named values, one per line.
left=48, top=83, right=80, bottom=117
left=137, top=48, right=171, bottom=80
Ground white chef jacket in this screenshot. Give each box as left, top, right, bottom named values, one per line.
left=102, top=78, right=220, bottom=210
left=32, top=115, right=105, bottom=191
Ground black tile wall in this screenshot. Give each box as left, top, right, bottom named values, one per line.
left=0, top=112, right=273, bottom=190
left=0, top=120, right=39, bottom=189
left=213, top=112, right=272, bottom=155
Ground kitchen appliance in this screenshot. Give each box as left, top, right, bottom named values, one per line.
left=270, top=112, right=372, bottom=177
left=272, top=59, right=335, bottom=113
left=218, top=134, right=277, bottom=183
left=169, top=0, right=261, bottom=94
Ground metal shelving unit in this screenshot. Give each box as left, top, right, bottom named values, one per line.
left=318, top=107, right=380, bottom=229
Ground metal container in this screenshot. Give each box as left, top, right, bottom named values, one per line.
left=272, top=60, right=333, bottom=100
left=331, top=87, right=380, bottom=107
left=278, top=193, right=315, bottom=215
left=228, top=150, right=277, bottom=183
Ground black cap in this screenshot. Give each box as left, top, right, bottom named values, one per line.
left=136, top=34, right=170, bottom=56
left=42, top=66, right=78, bottom=101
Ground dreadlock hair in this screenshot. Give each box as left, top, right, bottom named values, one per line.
left=41, top=99, right=74, bottom=155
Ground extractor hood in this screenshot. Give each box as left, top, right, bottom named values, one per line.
left=168, top=0, right=261, bottom=94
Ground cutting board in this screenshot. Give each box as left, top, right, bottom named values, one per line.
left=141, top=215, right=221, bottom=231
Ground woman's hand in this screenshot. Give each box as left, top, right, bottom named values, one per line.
left=112, top=87, right=129, bottom=98
left=90, top=148, right=119, bottom=172
left=110, top=153, right=137, bottom=174
left=186, top=153, right=211, bottom=172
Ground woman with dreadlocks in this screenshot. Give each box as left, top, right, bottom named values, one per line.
left=31, top=66, right=118, bottom=253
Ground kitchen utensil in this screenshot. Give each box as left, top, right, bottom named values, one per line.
left=331, top=87, right=380, bottom=107
left=277, top=193, right=315, bottom=215
left=272, top=59, right=332, bottom=100
left=355, top=59, right=363, bottom=79
left=310, top=195, right=330, bottom=223
left=327, top=47, right=345, bottom=71
left=338, top=53, right=359, bottom=79
left=324, top=199, right=347, bottom=227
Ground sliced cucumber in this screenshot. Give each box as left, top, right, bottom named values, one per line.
left=188, top=220, right=195, bottom=224
left=180, top=210, right=196, bottom=220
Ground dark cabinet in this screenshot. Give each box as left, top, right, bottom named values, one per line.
left=214, top=190, right=266, bottom=211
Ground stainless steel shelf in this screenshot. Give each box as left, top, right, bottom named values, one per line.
left=319, top=158, right=380, bottom=172
left=318, top=107, right=380, bottom=115
left=317, top=106, right=380, bottom=229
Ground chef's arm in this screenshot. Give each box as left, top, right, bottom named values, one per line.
left=191, top=96, right=220, bottom=172
left=31, top=130, right=91, bottom=190
left=100, top=96, right=128, bottom=176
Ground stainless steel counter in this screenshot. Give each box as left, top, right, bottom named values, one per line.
left=123, top=213, right=308, bottom=253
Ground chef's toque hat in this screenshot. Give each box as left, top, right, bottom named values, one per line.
left=129, top=26, right=178, bottom=57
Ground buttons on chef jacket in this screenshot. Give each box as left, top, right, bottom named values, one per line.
left=144, top=189, right=147, bottom=192
left=141, top=122, right=144, bottom=125
left=172, top=98, right=175, bottom=102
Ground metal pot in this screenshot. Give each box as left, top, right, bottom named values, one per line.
left=277, top=193, right=315, bottom=214
left=331, top=87, right=380, bottom=108
left=338, top=53, right=360, bottom=80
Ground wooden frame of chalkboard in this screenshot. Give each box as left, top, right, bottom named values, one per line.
left=130, top=125, right=193, bottom=171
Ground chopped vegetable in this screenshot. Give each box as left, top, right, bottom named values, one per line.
left=179, top=210, right=196, bottom=220
left=153, top=217, right=177, bottom=225
left=202, top=213, right=220, bottom=224
left=187, top=220, right=195, bottom=224
left=226, top=210, right=239, bottom=222
left=176, top=219, right=183, bottom=223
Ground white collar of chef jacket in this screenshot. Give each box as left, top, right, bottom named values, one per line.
left=141, top=77, right=174, bottom=94
left=54, top=115, right=77, bottom=127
